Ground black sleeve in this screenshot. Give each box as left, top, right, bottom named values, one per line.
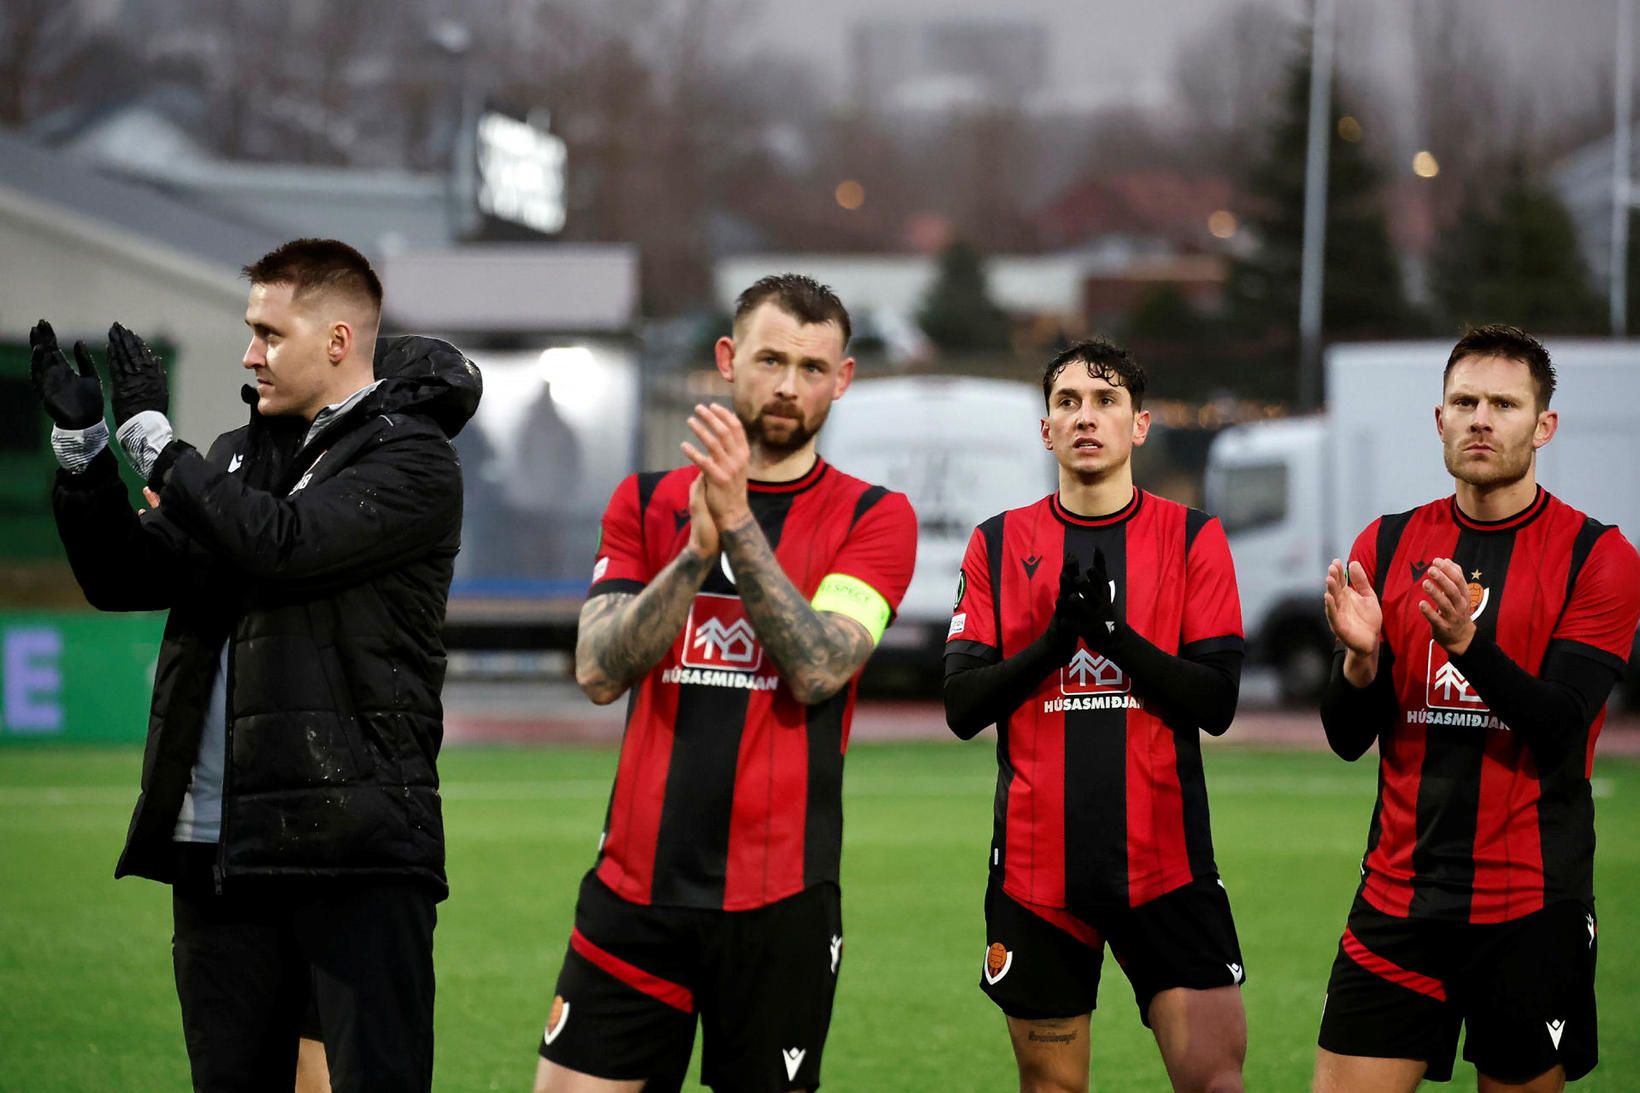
left=1103, top=629, right=1242, bottom=735
left=943, top=631, right=1070, bottom=740
left=50, top=447, right=197, bottom=611
left=1319, top=647, right=1398, bottom=761
left=151, top=425, right=462, bottom=584
left=1449, top=635, right=1622, bottom=768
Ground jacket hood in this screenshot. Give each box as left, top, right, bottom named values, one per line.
left=370, top=334, right=483, bottom=438
left=235, top=336, right=483, bottom=439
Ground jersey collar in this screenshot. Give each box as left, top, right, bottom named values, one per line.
left=1051, top=487, right=1143, bottom=527
left=1449, top=485, right=1548, bottom=533
left=748, top=457, right=828, bottom=494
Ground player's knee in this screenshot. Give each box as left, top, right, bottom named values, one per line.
left=1014, top=1055, right=1088, bottom=1093
left=1169, top=1054, right=1244, bottom=1093
left=1017, top=1072, right=1087, bottom=1093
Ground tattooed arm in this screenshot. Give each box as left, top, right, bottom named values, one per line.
left=720, top=513, right=876, bottom=705
left=574, top=478, right=717, bottom=705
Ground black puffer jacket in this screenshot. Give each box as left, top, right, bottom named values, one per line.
left=52, top=336, right=481, bottom=897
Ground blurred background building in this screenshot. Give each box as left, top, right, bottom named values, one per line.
left=2, top=0, right=1637, bottom=722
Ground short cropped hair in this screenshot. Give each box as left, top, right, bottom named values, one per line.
left=1445, top=324, right=1556, bottom=409
left=1042, top=337, right=1148, bottom=410
left=243, top=238, right=383, bottom=316
left=734, top=273, right=851, bottom=346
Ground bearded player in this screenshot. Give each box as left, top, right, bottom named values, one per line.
left=1315, top=325, right=1640, bottom=1092
left=532, top=275, right=917, bottom=1093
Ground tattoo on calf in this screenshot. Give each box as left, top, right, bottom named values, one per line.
left=1027, top=1030, right=1077, bottom=1044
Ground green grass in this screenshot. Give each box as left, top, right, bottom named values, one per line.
left=3, top=742, right=1640, bottom=1090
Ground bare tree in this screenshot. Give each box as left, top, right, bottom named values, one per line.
left=1172, top=2, right=1297, bottom=183
left=0, top=0, right=92, bottom=125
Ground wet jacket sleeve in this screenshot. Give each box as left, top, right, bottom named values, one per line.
left=149, top=423, right=461, bottom=584
left=50, top=447, right=198, bottom=611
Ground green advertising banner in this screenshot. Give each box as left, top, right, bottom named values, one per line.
left=0, top=612, right=164, bottom=743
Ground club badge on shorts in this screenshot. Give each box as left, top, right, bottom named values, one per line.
left=542, top=995, right=570, bottom=1045
left=984, top=941, right=1013, bottom=985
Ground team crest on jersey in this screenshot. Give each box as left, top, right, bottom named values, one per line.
left=591, top=556, right=610, bottom=582
left=681, top=593, right=764, bottom=671
left=984, top=942, right=1013, bottom=985
left=542, top=995, right=570, bottom=1045
left=1465, top=569, right=1490, bottom=618
left=1060, top=645, right=1129, bottom=695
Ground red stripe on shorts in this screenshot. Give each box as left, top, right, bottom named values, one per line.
left=1341, top=927, right=1447, bottom=1002
left=570, top=928, right=695, bottom=1013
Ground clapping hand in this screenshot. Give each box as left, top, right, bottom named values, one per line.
left=1048, top=554, right=1122, bottom=654
left=1076, top=548, right=1123, bottom=652
left=106, top=322, right=169, bottom=430
left=29, top=320, right=104, bottom=430
left=1323, top=558, right=1382, bottom=658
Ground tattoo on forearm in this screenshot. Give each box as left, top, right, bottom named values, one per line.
left=576, top=549, right=711, bottom=699
left=720, top=514, right=873, bottom=704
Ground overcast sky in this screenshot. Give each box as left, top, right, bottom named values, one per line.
left=742, top=0, right=1620, bottom=120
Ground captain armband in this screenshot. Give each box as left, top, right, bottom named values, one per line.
left=811, top=573, right=893, bottom=645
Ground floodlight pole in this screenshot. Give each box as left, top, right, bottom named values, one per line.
left=1297, top=0, right=1335, bottom=410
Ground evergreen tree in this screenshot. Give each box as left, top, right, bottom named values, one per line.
left=917, top=239, right=1013, bottom=354
left=1224, top=56, right=1411, bottom=345
left=1433, top=167, right=1605, bottom=334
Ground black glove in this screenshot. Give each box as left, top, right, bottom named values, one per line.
left=106, top=322, right=169, bottom=429
left=1046, top=556, right=1103, bottom=655
left=29, top=320, right=105, bottom=429
left=1074, top=547, right=1124, bottom=652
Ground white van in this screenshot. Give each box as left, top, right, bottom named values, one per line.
left=822, top=376, right=1057, bottom=679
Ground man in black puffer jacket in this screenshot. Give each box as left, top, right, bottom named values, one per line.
left=32, top=238, right=481, bottom=1093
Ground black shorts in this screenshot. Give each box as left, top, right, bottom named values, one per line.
left=1318, top=895, right=1598, bottom=1084
left=539, top=871, right=843, bottom=1093
left=980, top=874, right=1245, bottom=1027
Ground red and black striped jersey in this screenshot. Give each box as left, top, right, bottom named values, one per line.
left=1349, top=488, right=1640, bottom=923
left=946, top=489, right=1243, bottom=910
left=585, top=458, right=916, bottom=911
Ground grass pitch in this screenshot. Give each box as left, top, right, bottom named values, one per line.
left=3, top=741, right=1639, bottom=1091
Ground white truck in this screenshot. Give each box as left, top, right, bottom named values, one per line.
left=1204, top=340, right=1640, bottom=704
left=821, top=376, right=1057, bottom=682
